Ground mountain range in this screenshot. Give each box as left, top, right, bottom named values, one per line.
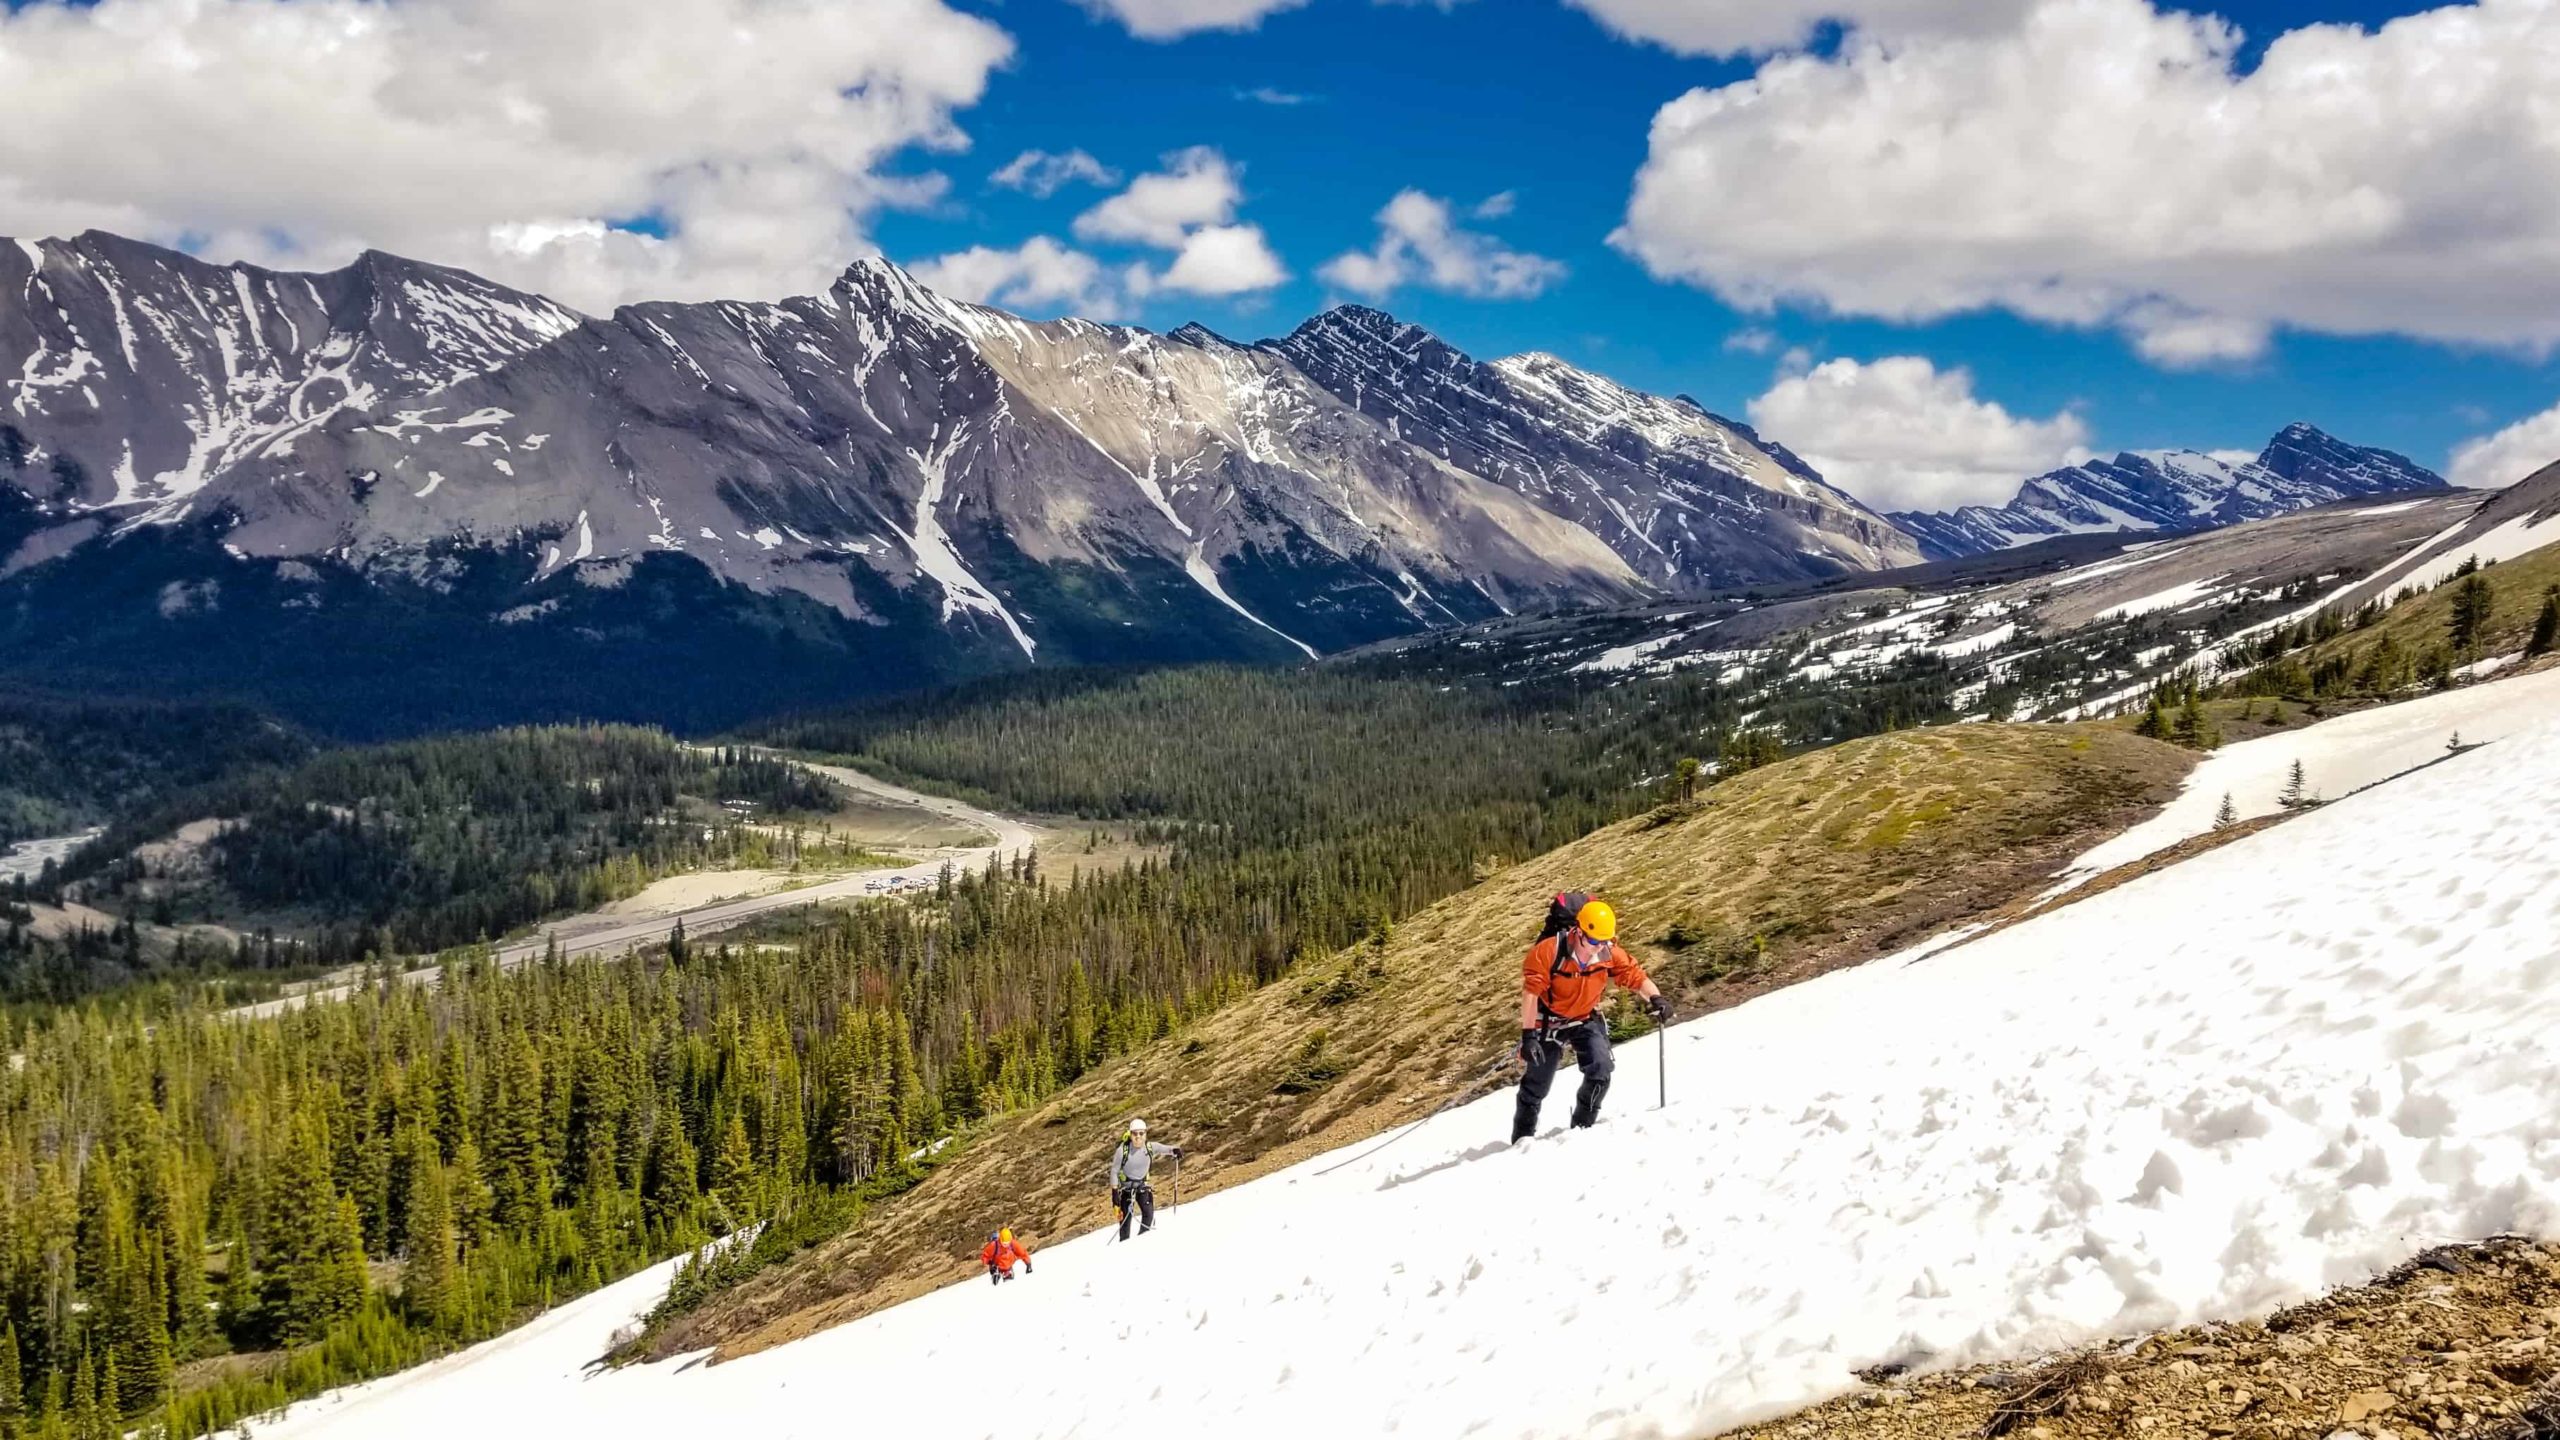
left=1889, top=424, right=2447, bottom=561
left=0, top=231, right=2450, bottom=733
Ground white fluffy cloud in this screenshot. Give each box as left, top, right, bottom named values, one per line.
left=0, top=0, right=1012, bottom=314
left=1077, top=149, right=1288, bottom=299
left=1565, top=0, right=2033, bottom=56
left=1319, top=190, right=1564, bottom=302
left=2449, top=404, right=2560, bottom=491
left=911, top=237, right=1119, bottom=318
left=1746, top=356, right=2093, bottom=513
left=1075, top=148, right=1247, bottom=248
left=1143, top=225, right=1290, bottom=297
left=991, top=150, right=1121, bottom=199
left=1077, top=0, right=1306, bottom=41
left=1616, top=0, right=2560, bottom=367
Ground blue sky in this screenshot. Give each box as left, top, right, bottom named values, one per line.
left=862, top=0, right=2560, bottom=504
left=7, top=0, right=2560, bottom=510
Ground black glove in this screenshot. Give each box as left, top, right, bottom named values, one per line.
left=1518, top=1027, right=1546, bottom=1064
left=1166, top=1147, right=1183, bottom=1158
left=1022, top=1260, right=1032, bottom=1274
left=1647, top=994, right=1673, bottom=1023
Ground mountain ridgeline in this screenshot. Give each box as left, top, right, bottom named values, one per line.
left=0, top=231, right=2441, bottom=735
left=2, top=233, right=1893, bottom=736
left=1890, top=423, right=2448, bottom=561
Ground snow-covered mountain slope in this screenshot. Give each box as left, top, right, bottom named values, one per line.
left=236, top=699, right=2560, bottom=1440
left=2327, top=454, right=2560, bottom=609
left=2, top=231, right=579, bottom=522
left=1351, top=488, right=2489, bottom=727
left=1272, top=306, right=1923, bottom=589
left=1893, top=423, right=2448, bottom=561
left=2061, top=660, right=2560, bottom=881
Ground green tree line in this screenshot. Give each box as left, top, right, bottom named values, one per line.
left=61, top=728, right=837, bottom=966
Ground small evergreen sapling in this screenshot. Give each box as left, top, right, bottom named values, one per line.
left=2213, top=793, right=2238, bottom=830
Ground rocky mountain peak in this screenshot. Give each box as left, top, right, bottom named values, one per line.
left=1891, top=422, right=2448, bottom=561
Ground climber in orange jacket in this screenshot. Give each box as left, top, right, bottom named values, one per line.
left=980, top=1227, right=1032, bottom=1284
left=1514, top=897, right=1669, bottom=1142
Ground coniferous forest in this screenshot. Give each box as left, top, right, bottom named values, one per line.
left=50, top=728, right=837, bottom=966
left=0, top=695, right=313, bottom=846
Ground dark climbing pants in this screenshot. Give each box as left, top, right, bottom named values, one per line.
left=1513, top=1018, right=1613, bottom=1141
left=1114, top=1183, right=1156, bottom=1240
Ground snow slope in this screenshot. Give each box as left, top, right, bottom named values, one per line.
left=238, top=719, right=2560, bottom=1440
left=2062, top=663, right=2560, bottom=882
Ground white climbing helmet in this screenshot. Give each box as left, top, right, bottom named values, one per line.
left=1128, top=1118, right=1148, bottom=1134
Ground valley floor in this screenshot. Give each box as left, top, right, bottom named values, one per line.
left=226, top=753, right=1042, bottom=1020
left=225, top=709, right=2560, bottom=1440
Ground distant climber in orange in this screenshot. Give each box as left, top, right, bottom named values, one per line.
left=1514, top=895, right=1669, bottom=1142
left=980, top=1227, right=1033, bottom=1284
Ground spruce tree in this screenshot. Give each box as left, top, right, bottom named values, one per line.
left=64, top=1353, right=97, bottom=1440
left=643, top=1115, right=702, bottom=1234
left=2173, top=692, right=2209, bottom=749
left=2213, top=793, right=2237, bottom=830
left=399, top=1149, right=458, bottom=1332
left=2530, top=588, right=2560, bottom=658
left=0, top=1322, right=22, bottom=1435
left=2135, top=694, right=2171, bottom=740
left=263, top=1119, right=365, bottom=1345
left=708, top=1110, right=758, bottom=1234
left=2449, top=572, right=2497, bottom=655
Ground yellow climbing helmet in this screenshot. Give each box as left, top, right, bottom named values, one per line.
left=999, top=1227, right=1013, bottom=1244
left=1576, top=899, right=1617, bottom=942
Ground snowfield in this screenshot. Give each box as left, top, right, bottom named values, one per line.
left=238, top=714, right=2560, bottom=1440
left=2063, top=663, right=2560, bottom=883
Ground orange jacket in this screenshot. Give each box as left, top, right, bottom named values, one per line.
left=980, top=1238, right=1031, bottom=1274
left=1523, top=933, right=1648, bottom=1022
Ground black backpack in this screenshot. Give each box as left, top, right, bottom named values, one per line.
left=1540, top=891, right=1592, bottom=946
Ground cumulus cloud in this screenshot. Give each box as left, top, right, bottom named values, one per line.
left=1077, top=149, right=1287, bottom=299
left=1077, top=0, right=1306, bottom=41
left=991, top=150, right=1121, bottom=199
left=1723, top=327, right=1780, bottom=356
left=1145, top=226, right=1290, bottom=297
left=2449, top=404, right=2560, bottom=490
left=1076, top=148, right=1249, bottom=248
left=1745, top=356, right=2093, bottom=512
left=1319, top=190, right=1565, bottom=302
left=0, top=0, right=1013, bottom=314
left=1565, top=0, right=2034, bottom=56
left=1615, top=0, right=2560, bottom=367
left=911, top=237, right=1118, bottom=318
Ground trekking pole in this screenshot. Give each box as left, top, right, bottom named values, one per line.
left=1169, top=1156, right=1180, bottom=1219
left=1656, top=1017, right=1667, bottom=1110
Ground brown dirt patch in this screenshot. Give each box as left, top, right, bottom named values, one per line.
left=1719, top=1237, right=2560, bottom=1440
